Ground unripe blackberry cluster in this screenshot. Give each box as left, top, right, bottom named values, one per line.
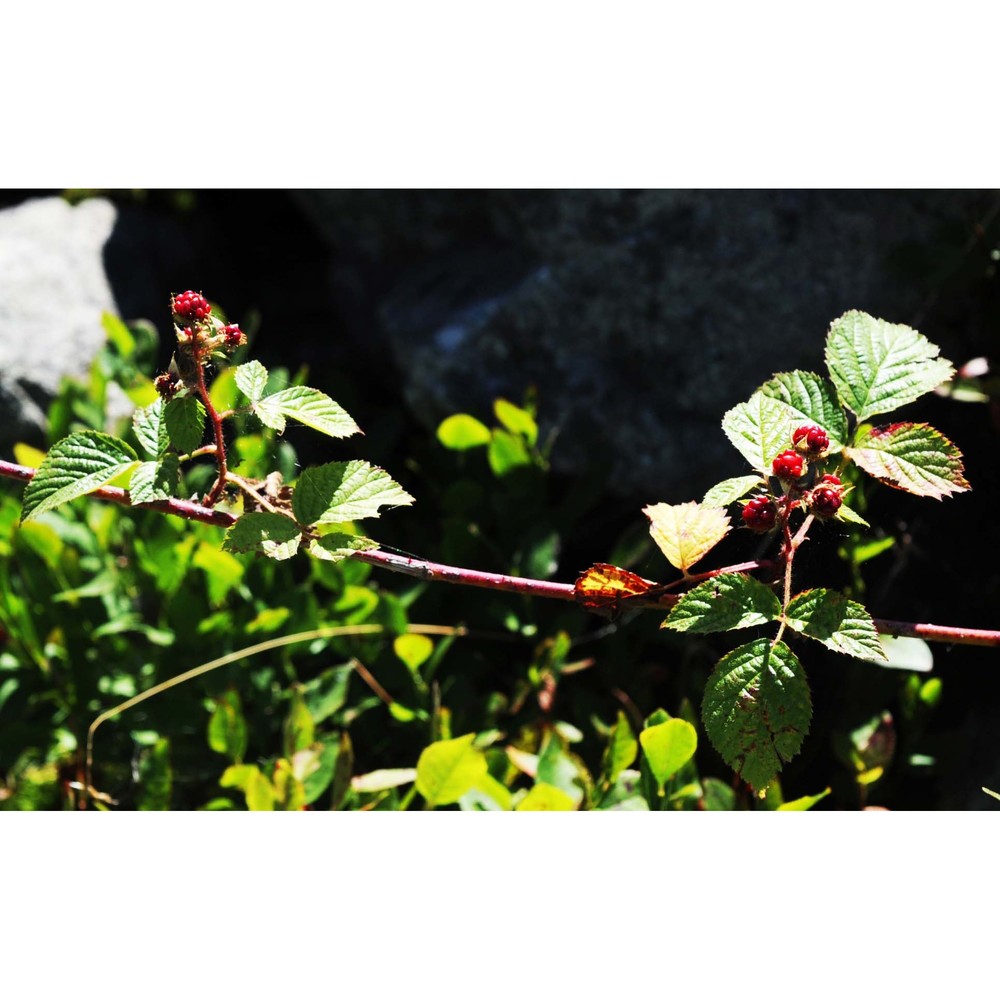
left=742, top=496, right=777, bottom=532
left=792, top=424, right=830, bottom=456
left=809, top=474, right=844, bottom=517
left=772, top=449, right=804, bottom=480
left=171, top=290, right=212, bottom=322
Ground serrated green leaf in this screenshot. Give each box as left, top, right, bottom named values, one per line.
left=234, top=359, right=269, bottom=404
left=515, top=783, right=577, bottom=811
left=834, top=503, right=870, bottom=528
left=784, top=589, right=886, bottom=661
left=416, top=734, right=488, bottom=807
left=294, top=460, right=414, bottom=526
left=437, top=414, right=491, bottom=450
left=21, top=432, right=140, bottom=522
left=494, top=398, right=538, bottom=446
left=663, top=573, right=781, bottom=633
left=223, top=512, right=301, bottom=560
left=132, top=398, right=170, bottom=459
left=777, top=787, right=831, bottom=811
left=722, top=391, right=795, bottom=473
left=602, top=711, right=638, bottom=786
left=825, top=311, right=955, bottom=421
left=846, top=422, right=970, bottom=499
left=702, top=475, right=763, bottom=507
left=164, top=395, right=206, bottom=454
left=702, top=639, right=812, bottom=793
left=759, top=370, right=849, bottom=450
left=643, top=501, right=730, bottom=572
left=307, top=533, right=379, bottom=563
left=128, top=456, right=179, bottom=504
left=639, top=718, right=698, bottom=793
left=254, top=386, right=360, bottom=439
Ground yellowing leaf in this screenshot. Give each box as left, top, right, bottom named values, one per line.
left=643, top=501, right=730, bottom=572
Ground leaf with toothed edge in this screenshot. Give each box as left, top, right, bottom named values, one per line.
left=164, top=396, right=206, bottom=454
left=295, top=461, right=414, bottom=525
left=721, top=392, right=795, bottom=474
left=783, top=589, right=887, bottom=661
left=223, top=512, right=301, bottom=560
left=644, top=501, right=730, bottom=572
left=702, top=475, right=763, bottom=508
left=128, top=456, right=180, bottom=504
left=758, top=370, right=849, bottom=450
left=702, top=639, right=811, bottom=793
left=663, top=573, right=781, bottom=633
left=21, top=432, right=140, bottom=522
left=253, top=387, right=361, bottom=439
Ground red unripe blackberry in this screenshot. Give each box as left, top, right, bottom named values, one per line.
left=742, top=496, right=777, bottom=532
left=792, top=424, right=830, bottom=455
left=811, top=485, right=843, bottom=517
left=772, top=449, right=804, bottom=480
left=172, top=290, right=212, bottom=322
left=222, top=324, right=246, bottom=349
left=819, top=474, right=841, bottom=486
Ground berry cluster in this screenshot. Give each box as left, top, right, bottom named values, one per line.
left=171, top=290, right=212, bottom=322
left=809, top=474, right=843, bottom=517
left=792, top=424, right=829, bottom=456
left=772, top=449, right=804, bottom=480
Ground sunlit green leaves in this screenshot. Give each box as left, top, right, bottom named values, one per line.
left=663, top=573, right=781, bottom=633
left=847, top=422, right=970, bottom=499
left=825, top=311, right=955, bottom=421
left=758, top=370, right=849, bottom=450
left=293, top=460, right=414, bottom=526
left=721, top=391, right=794, bottom=473
left=783, top=589, right=886, bottom=661
left=223, top=512, right=301, bottom=560
left=639, top=718, right=697, bottom=793
left=132, top=398, right=170, bottom=459
left=254, top=386, right=361, bottom=439
left=702, top=475, right=762, bottom=508
left=494, top=398, right=538, bottom=446
left=21, top=431, right=140, bottom=522
left=644, top=501, right=730, bottom=572
left=234, top=360, right=269, bottom=404
left=602, top=711, right=638, bottom=786
left=207, top=690, right=248, bottom=762
left=307, top=533, right=379, bottom=563
left=164, top=395, right=206, bottom=453
left=437, top=413, right=491, bottom=450
left=128, top=456, right=179, bottom=504
left=702, top=639, right=811, bottom=792
left=516, top=783, right=576, bottom=810
left=416, top=734, right=488, bottom=807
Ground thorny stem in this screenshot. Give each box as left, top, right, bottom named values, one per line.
left=193, top=358, right=228, bottom=507
left=1, top=458, right=998, bottom=649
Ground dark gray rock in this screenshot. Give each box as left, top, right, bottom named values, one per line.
left=294, top=190, right=990, bottom=499
left=0, top=196, right=118, bottom=450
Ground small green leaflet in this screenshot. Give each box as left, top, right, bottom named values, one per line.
left=663, top=573, right=782, bottom=633
left=234, top=360, right=269, bottom=404
left=307, top=534, right=379, bottom=563
left=825, top=311, right=955, bottom=422
left=721, top=391, right=794, bottom=473
left=777, top=787, right=831, bottom=811
left=602, top=711, right=638, bottom=786
left=494, top=398, right=538, bottom=446
left=783, top=589, right=887, bottom=661
left=639, top=718, right=698, bottom=793
left=415, top=734, right=488, bottom=807
left=164, top=396, right=206, bottom=454
left=254, top=386, right=360, bottom=439
left=846, top=422, right=970, bottom=499
left=437, top=414, right=491, bottom=450
left=129, top=456, right=180, bottom=504
left=834, top=503, right=870, bottom=528
left=758, top=370, right=849, bottom=450
left=223, top=512, right=302, bottom=560
left=132, top=398, right=170, bottom=459
left=292, top=460, right=414, bottom=526
left=701, top=639, right=811, bottom=793
left=702, top=475, right=762, bottom=507
left=21, top=431, right=140, bottom=522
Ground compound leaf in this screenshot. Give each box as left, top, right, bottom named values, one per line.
left=702, top=639, right=811, bottom=793
left=784, top=589, right=887, bottom=661
left=846, top=422, right=970, bottom=499
left=663, top=573, right=781, bottom=633
left=21, top=431, right=140, bottom=522
left=643, top=501, right=730, bottom=572
left=825, top=311, right=955, bottom=421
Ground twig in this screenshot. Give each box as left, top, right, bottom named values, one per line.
left=1, top=459, right=997, bottom=649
